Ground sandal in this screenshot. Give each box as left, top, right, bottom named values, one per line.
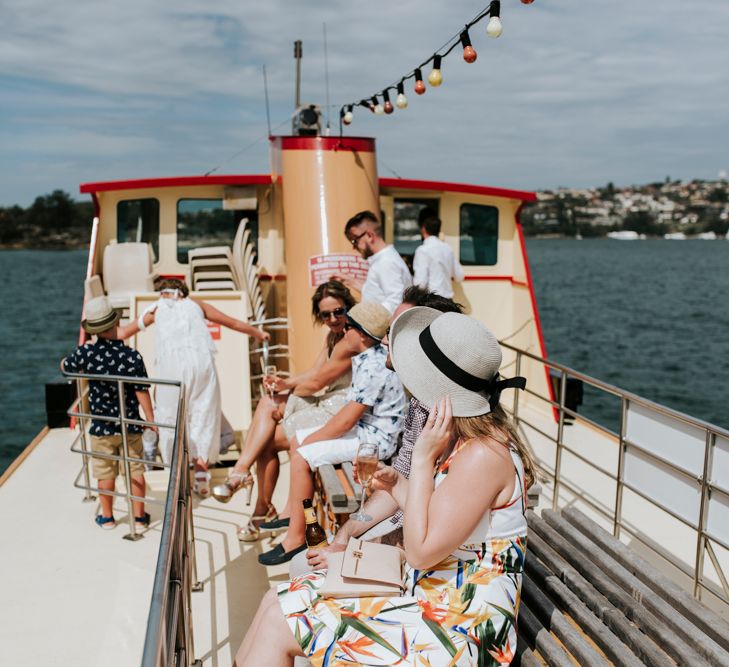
left=135, top=512, right=151, bottom=527
left=212, top=470, right=254, bottom=505
left=193, top=470, right=211, bottom=497
left=237, top=505, right=278, bottom=543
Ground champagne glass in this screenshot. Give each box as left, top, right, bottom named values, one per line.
left=351, top=442, right=379, bottom=522
left=263, top=365, right=277, bottom=400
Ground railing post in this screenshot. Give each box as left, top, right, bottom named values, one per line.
left=512, top=351, right=522, bottom=423
left=76, top=377, right=96, bottom=502
left=613, top=396, right=628, bottom=538
left=552, top=369, right=567, bottom=510
left=118, top=379, right=142, bottom=542
left=693, top=430, right=714, bottom=600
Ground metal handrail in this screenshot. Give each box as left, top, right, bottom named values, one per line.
left=501, top=341, right=729, bottom=606
left=63, top=370, right=202, bottom=665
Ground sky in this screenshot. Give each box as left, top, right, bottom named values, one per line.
left=1, top=0, right=728, bottom=206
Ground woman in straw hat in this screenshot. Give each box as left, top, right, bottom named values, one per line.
left=234, top=308, right=534, bottom=667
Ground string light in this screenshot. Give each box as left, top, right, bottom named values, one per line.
left=414, top=69, right=426, bottom=95
left=338, top=1, right=532, bottom=131
left=396, top=81, right=408, bottom=109
left=382, top=90, right=394, bottom=114
left=460, top=30, right=477, bottom=63
left=428, top=55, right=443, bottom=87
left=486, top=1, right=503, bottom=38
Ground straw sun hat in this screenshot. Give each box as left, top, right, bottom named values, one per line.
left=346, top=300, right=391, bottom=342
left=81, top=296, right=121, bottom=334
left=390, top=307, right=526, bottom=417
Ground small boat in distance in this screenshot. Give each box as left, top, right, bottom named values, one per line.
left=607, top=230, right=645, bottom=240
left=664, top=231, right=687, bottom=240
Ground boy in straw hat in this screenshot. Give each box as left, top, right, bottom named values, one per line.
left=258, top=300, right=407, bottom=566
left=62, top=296, right=154, bottom=530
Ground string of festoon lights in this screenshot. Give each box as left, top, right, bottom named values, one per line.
left=338, top=0, right=534, bottom=132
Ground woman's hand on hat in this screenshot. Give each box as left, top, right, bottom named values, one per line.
left=413, top=396, right=454, bottom=466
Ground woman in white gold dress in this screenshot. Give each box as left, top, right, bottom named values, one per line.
left=120, top=278, right=269, bottom=495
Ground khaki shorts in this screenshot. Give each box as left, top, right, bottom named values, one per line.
left=90, top=433, right=145, bottom=480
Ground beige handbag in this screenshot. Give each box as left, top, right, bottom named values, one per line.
left=318, top=538, right=406, bottom=599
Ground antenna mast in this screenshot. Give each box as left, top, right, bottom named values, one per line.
left=294, top=40, right=302, bottom=109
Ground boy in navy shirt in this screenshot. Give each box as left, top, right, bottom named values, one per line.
left=62, top=296, right=154, bottom=529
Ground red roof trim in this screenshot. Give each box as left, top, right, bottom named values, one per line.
left=379, top=177, right=536, bottom=202
left=79, top=174, right=271, bottom=194
left=276, top=136, right=376, bottom=152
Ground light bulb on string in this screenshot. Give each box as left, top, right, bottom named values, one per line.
left=428, top=55, right=443, bottom=87
left=362, top=98, right=375, bottom=113
left=396, top=81, right=408, bottom=109
left=487, top=1, right=502, bottom=38
left=372, top=95, right=384, bottom=115
left=342, top=105, right=353, bottom=125
left=460, top=30, right=477, bottom=63
left=382, top=90, right=394, bottom=114
left=414, top=68, right=426, bottom=95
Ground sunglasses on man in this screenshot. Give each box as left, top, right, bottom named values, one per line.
left=348, top=229, right=368, bottom=247
left=318, top=307, right=347, bottom=321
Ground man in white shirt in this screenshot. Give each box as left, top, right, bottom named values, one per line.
left=412, top=214, right=464, bottom=298
left=333, top=210, right=412, bottom=313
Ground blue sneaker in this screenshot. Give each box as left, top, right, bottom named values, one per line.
left=95, top=515, right=116, bottom=530
left=135, top=512, right=151, bottom=527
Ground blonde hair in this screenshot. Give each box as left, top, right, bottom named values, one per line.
left=451, top=406, right=536, bottom=489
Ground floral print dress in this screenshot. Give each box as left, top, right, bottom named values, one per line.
left=277, top=440, right=528, bottom=666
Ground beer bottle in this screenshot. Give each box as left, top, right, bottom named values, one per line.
left=303, top=499, right=328, bottom=549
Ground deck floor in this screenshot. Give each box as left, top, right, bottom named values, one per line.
left=0, top=428, right=289, bottom=667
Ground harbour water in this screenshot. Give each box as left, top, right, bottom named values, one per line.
left=1, top=239, right=727, bottom=474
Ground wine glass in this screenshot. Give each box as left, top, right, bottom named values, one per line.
left=263, top=365, right=277, bottom=400
left=350, top=442, right=379, bottom=522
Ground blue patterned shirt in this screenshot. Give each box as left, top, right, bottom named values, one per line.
left=348, top=344, right=407, bottom=459
left=62, top=338, right=149, bottom=436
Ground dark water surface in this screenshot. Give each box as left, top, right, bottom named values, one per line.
left=1, top=241, right=727, bottom=473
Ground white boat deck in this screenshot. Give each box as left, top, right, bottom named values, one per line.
left=3, top=410, right=727, bottom=666
left=0, top=427, right=289, bottom=667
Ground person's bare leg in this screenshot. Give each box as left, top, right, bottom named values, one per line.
left=98, top=479, right=115, bottom=517
left=253, top=426, right=291, bottom=516
left=279, top=450, right=314, bottom=552
left=233, top=396, right=284, bottom=473
left=234, top=588, right=302, bottom=666
left=131, top=474, right=146, bottom=517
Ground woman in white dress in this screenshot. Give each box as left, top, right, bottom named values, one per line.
left=120, top=278, right=269, bottom=495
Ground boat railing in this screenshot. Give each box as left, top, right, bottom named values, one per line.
left=503, top=342, right=729, bottom=609
left=64, top=371, right=202, bottom=666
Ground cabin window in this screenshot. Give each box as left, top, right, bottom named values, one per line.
left=392, top=199, right=440, bottom=267
left=176, top=199, right=257, bottom=264
left=117, top=199, right=160, bottom=261
left=459, top=203, right=498, bottom=266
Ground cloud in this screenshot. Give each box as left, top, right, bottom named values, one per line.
left=1, top=0, right=728, bottom=204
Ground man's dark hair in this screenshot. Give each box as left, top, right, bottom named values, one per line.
left=401, top=285, right=464, bottom=313
left=420, top=216, right=441, bottom=236
left=345, top=210, right=383, bottom=238
left=417, top=206, right=438, bottom=224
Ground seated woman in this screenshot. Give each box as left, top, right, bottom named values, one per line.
left=213, top=280, right=357, bottom=541
left=117, top=278, right=269, bottom=496
left=233, top=308, right=534, bottom=667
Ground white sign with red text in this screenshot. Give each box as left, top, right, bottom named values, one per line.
left=308, top=253, right=369, bottom=288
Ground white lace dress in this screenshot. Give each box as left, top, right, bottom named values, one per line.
left=152, top=298, right=221, bottom=464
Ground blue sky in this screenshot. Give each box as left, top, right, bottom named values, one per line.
left=1, top=0, right=728, bottom=206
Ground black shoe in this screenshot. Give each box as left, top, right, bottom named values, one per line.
left=135, top=512, right=151, bottom=527
left=259, top=516, right=290, bottom=531
left=257, top=542, right=306, bottom=566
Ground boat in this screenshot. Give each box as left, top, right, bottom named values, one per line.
left=606, top=230, right=644, bottom=240
left=664, top=232, right=687, bottom=240
left=3, top=44, right=729, bottom=667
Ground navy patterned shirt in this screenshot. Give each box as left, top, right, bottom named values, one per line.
left=63, top=338, right=149, bottom=436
